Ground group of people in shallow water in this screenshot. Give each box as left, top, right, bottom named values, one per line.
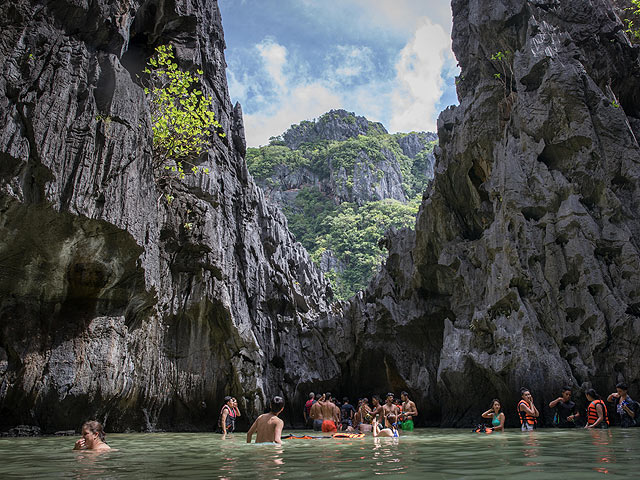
left=71, top=383, right=638, bottom=449
left=302, top=391, right=418, bottom=437
left=482, top=383, right=638, bottom=432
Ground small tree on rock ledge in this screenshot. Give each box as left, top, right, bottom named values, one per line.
left=144, top=44, right=225, bottom=184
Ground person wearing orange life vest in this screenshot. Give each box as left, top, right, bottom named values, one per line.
left=585, top=388, right=609, bottom=429
left=517, top=387, right=539, bottom=431
left=219, top=396, right=241, bottom=436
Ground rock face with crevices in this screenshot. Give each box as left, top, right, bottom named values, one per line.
left=335, top=0, right=640, bottom=426
left=0, top=0, right=336, bottom=432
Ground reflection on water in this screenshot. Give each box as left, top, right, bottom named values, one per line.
left=588, top=429, right=616, bottom=475
left=0, top=429, right=639, bottom=479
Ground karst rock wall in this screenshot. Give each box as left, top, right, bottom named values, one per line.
left=0, top=0, right=336, bottom=432
left=335, top=0, right=640, bottom=426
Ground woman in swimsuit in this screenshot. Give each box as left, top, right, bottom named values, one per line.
left=481, top=399, right=505, bottom=431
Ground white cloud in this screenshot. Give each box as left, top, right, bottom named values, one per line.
left=345, top=0, right=452, bottom=35
left=256, top=38, right=288, bottom=90
left=389, top=17, right=454, bottom=133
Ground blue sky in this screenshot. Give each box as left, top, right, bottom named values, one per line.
left=219, top=0, right=458, bottom=146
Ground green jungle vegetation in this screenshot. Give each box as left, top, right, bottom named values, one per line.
left=247, top=111, right=436, bottom=300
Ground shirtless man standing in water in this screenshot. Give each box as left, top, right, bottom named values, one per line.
left=400, top=391, right=418, bottom=431
left=310, top=393, right=325, bottom=431
left=383, top=393, right=399, bottom=421
left=246, top=396, right=285, bottom=444
left=320, top=392, right=339, bottom=432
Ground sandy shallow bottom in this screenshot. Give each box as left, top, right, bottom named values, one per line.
left=0, top=428, right=638, bottom=479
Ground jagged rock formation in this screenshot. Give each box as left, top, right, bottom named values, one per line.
left=252, top=110, right=437, bottom=207
left=280, top=109, right=387, bottom=150
left=335, top=0, right=640, bottom=426
left=0, top=0, right=337, bottom=432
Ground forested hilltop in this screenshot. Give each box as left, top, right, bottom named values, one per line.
left=246, top=110, right=437, bottom=299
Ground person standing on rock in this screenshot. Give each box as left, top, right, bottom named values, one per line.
left=73, top=421, right=111, bottom=451
left=607, top=383, right=638, bottom=428
left=310, top=393, right=324, bottom=431
left=247, top=396, right=285, bottom=444
left=585, top=389, right=609, bottom=429
left=219, top=396, right=241, bottom=436
left=400, top=391, right=418, bottom=431
left=517, top=388, right=539, bottom=431
left=549, top=387, right=580, bottom=427
left=304, top=392, right=315, bottom=427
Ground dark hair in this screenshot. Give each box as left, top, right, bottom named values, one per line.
left=372, top=395, right=381, bottom=403
left=343, top=397, right=349, bottom=403
left=585, top=388, right=600, bottom=400
left=490, top=398, right=502, bottom=411
left=562, top=386, right=572, bottom=393
left=362, top=397, right=368, bottom=404
left=325, top=392, right=332, bottom=399
left=386, top=392, right=394, bottom=398
left=520, top=387, right=530, bottom=397
left=616, top=382, right=628, bottom=391
left=82, top=421, right=106, bottom=442
left=224, top=396, right=232, bottom=404
left=270, top=396, right=285, bottom=413
left=401, top=391, right=409, bottom=397
left=309, top=392, right=315, bottom=399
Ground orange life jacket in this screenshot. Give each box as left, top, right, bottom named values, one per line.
left=518, top=400, right=537, bottom=427
left=587, top=399, right=609, bottom=426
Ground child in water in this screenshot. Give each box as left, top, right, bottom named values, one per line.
left=247, top=396, right=285, bottom=444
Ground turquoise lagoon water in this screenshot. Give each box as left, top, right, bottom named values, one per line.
left=0, top=428, right=638, bottom=479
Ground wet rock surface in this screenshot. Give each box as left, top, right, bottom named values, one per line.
left=1, top=0, right=639, bottom=433
left=336, top=0, right=640, bottom=426
left=0, top=0, right=335, bottom=432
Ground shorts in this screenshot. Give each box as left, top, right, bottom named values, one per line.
left=313, top=419, right=323, bottom=431
left=401, top=419, right=414, bottom=431
left=521, top=424, right=535, bottom=431
left=322, top=420, right=337, bottom=433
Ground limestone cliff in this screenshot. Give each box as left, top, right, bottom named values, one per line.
left=334, top=0, right=640, bottom=426
left=0, top=0, right=335, bottom=432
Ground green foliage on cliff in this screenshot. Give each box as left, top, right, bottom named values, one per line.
left=144, top=44, right=224, bottom=180
left=284, top=189, right=421, bottom=299
left=245, top=145, right=310, bottom=180
left=246, top=115, right=435, bottom=300
left=624, top=0, right=640, bottom=43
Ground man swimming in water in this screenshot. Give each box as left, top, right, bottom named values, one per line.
left=73, top=421, right=111, bottom=451
left=400, top=391, right=418, bottom=431
left=247, top=396, right=285, bottom=444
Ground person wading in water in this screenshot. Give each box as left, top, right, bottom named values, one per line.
left=518, top=388, right=539, bottom=431
left=219, top=396, right=241, bottom=436
left=73, top=421, right=111, bottom=451
left=247, top=396, right=285, bottom=444
left=400, top=391, right=418, bottom=431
